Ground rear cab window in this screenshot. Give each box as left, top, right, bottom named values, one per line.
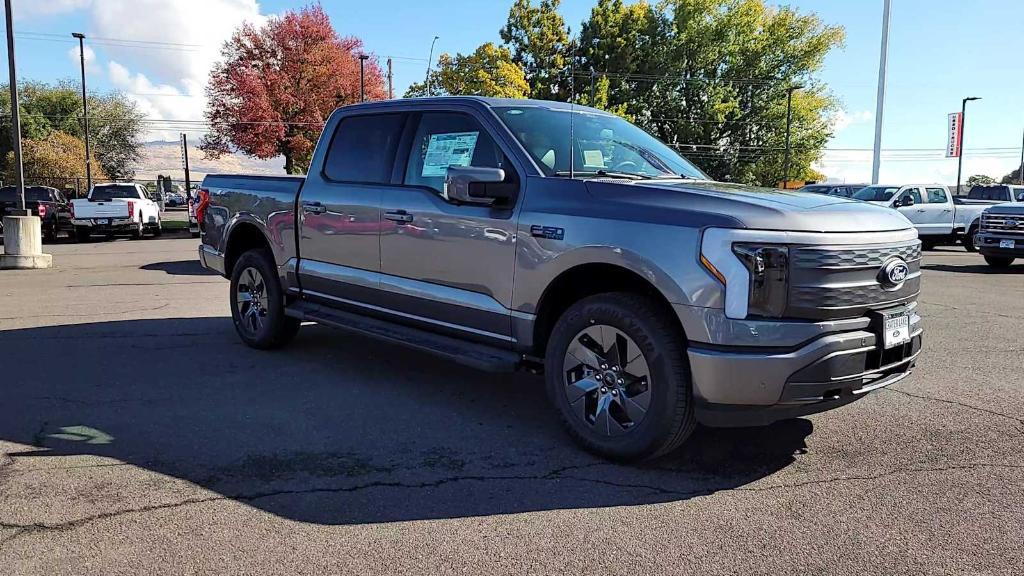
left=90, top=185, right=142, bottom=201
left=925, top=187, right=948, bottom=204
left=323, top=113, right=407, bottom=184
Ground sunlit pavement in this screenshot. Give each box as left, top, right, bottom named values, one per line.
left=1, top=239, right=1021, bottom=574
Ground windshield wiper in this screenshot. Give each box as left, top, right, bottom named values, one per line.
left=552, top=170, right=652, bottom=180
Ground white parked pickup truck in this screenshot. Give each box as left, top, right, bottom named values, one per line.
left=71, top=183, right=162, bottom=242
left=852, top=183, right=1021, bottom=251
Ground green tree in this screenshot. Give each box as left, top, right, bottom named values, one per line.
left=500, top=0, right=571, bottom=100
left=1001, top=167, right=1022, bottom=185
left=406, top=43, right=530, bottom=99
left=4, top=130, right=108, bottom=189
left=0, top=81, right=144, bottom=179
left=576, top=0, right=843, bottom=185
left=966, top=174, right=995, bottom=187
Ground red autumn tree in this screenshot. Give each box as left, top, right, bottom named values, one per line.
left=202, top=5, right=386, bottom=174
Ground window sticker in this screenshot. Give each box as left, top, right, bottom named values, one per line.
left=422, top=132, right=480, bottom=177
left=582, top=149, right=605, bottom=168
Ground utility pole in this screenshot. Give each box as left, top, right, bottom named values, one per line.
left=72, top=32, right=92, bottom=191
left=180, top=134, right=191, bottom=199
left=5, top=0, right=24, bottom=213
left=955, top=96, right=981, bottom=195
left=871, top=0, right=892, bottom=184
left=426, top=35, right=439, bottom=97
left=358, top=54, right=369, bottom=102
left=783, top=85, right=804, bottom=189
left=387, top=57, right=393, bottom=99
left=1019, top=128, right=1023, bottom=185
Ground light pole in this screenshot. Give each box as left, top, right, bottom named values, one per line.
left=782, top=84, right=804, bottom=188
left=425, top=35, right=439, bottom=97
left=358, top=54, right=369, bottom=102
left=871, top=0, right=892, bottom=184
left=72, top=32, right=92, bottom=191
left=955, top=96, right=981, bottom=195
left=5, top=0, right=24, bottom=214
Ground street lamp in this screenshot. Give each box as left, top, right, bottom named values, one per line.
left=425, top=35, right=439, bottom=97
left=358, top=54, right=369, bottom=102
left=4, top=0, right=24, bottom=214
left=782, top=84, right=804, bottom=188
left=72, top=32, right=92, bottom=192
left=955, top=96, right=982, bottom=195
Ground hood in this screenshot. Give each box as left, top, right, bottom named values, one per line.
left=614, top=179, right=913, bottom=233
left=985, top=203, right=1024, bottom=216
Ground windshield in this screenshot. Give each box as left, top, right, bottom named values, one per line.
left=854, top=186, right=899, bottom=202
left=494, top=106, right=707, bottom=180
left=0, top=187, right=54, bottom=202
left=90, top=185, right=139, bottom=201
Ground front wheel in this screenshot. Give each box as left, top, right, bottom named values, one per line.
left=545, top=293, right=696, bottom=462
left=984, top=255, right=1015, bottom=268
left=229, top=249, right=300, bottom=350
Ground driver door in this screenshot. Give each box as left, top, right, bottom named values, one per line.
left=377, top=110, right=522, bottom=345
left=895, top=186, right=928, bottom=230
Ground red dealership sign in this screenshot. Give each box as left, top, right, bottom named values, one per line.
left=947, top=112, right=963, bottom=158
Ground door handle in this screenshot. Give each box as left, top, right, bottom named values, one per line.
left=917, top=209, right=926, bottom=212
left=384, top=210, right=414, bottom=223
left=302, top=201, right=327, bottom=214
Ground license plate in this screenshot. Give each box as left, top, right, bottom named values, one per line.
left=96, top=219, right=109, bottom=225
left=884, top=313, right=911, bottom=349
left=1000, top=239, right=1015, bottom=249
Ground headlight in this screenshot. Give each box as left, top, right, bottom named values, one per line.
left=731, top=244, right=789, bottom=318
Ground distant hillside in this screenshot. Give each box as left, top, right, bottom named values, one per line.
left=130, top=141, right=284, bottom=182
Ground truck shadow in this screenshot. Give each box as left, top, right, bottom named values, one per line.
left=141, top=260, right=220, bottom=276
left=0, top=318, right=812, bottom=526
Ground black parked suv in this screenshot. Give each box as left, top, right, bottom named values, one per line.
left=0, top=186, right=72, bottom=242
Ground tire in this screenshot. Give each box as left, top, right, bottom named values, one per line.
left=42, top=221, right=57, bottom=243
left=229, top=249, right=300, bottom=350
left=544, top=292, right=696, bottom=462
left=963, top=225, right=979, bottom=252
left=153, top=218, right=163, bottom=237
left=131, top=217, right=144, bottom=240
left=984, top=256, right=1015, bottom=268
left=920, top=239, right=937, bottom=251
left=74, top=227, right=91, bottom=243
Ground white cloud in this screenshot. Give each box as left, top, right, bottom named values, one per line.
left=84, top=0, right=267, bottom=141
left=66, top=44, right=100, bottom=74
left=830, top=109, right=874, bottom=133
left=12, top=0, right=90, bottom=18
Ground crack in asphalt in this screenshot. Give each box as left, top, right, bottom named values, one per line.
left=884, top=387, right=1024, bottom=435
left=2, top=461, right=1022, bottom=548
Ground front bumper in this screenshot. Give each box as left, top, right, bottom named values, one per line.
left=976, top=232, right=1024, bottom=257
left=685, top=307, right=922, bottom=427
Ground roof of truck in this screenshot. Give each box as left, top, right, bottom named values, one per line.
left=339, top=96, right=612, bottom=115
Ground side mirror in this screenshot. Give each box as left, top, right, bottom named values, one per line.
left=895, top=195, right=914, bottom=208
left=445, top=166, right=515, bottom=205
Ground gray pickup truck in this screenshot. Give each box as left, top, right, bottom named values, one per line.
left=976, top=202, right=1024, bottom=268
left=197, top=97, right=923, bottom=461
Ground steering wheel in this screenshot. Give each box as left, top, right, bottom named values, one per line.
left=612, top=160, right=639, bottom=172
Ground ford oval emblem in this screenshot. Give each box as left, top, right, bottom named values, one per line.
left=879, top=258, right=910, bottom=289
left=1006, top=219, right=1020, bottom=228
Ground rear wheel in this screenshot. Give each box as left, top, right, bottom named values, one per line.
left=229, top=249, right=300, bottom=350
left=545, top=293, right=696, bottom=462
left=153, top=217, right=163, bottom=237
left=74, top=227, right=91, bottom=243
left=42, top=221, right=57, bottom=243
left=984, top=255, right=1015, bottom=268
left=130, top=217, right=144, bottom=240
left=963, top=224, right=979, bottom=252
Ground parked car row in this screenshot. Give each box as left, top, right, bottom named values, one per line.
left=0, top=183, right=166, bottom=242
left=798, top=182, right=1024, bottom=252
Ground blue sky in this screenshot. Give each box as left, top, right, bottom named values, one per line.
left=4, top=0, right=1023, bottom=183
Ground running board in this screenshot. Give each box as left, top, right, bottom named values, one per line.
left=285, top=301, right=522, bottom=373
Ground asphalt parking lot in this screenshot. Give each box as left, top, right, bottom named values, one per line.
left=1, top=236, right=1022, bottom=575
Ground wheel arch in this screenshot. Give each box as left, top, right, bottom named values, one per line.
left=530, top=262, right=687, bottom=357
left=224, top=221, right=273, bottom=277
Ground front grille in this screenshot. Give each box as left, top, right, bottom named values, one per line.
left=787, top=241, right=921, bottom=320
left=981, top=213, right=1024, bottom=235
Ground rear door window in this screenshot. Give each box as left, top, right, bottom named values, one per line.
left=323, top=113, right=406, bottom=184
left=925, top=187, right=948, bottom=204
